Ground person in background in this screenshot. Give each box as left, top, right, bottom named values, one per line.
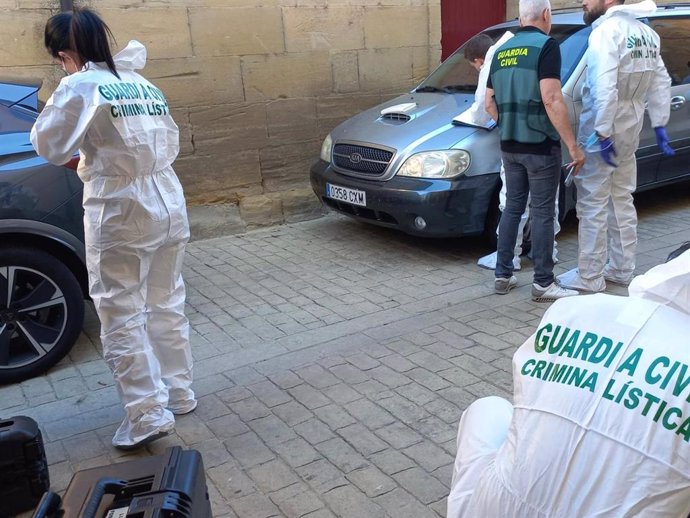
left=557, top=0, right=674, bottom=292
left=31, top=8, right=196, bottom=450
left=447, top=242, right=690, bottom=517
left=485, top=0, right=584, bottom=302
left=460, top=32, right=561, bottom=273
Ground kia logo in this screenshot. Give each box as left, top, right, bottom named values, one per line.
left=350, top=153, right=363, bottom=164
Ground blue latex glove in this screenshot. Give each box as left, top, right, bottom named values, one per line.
left=654, top=126, right=675, bottom=156
left=599, top=136, right=617, bottom=167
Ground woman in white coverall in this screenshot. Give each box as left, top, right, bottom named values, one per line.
left=557, top=0, right=674, bottom=293
left=31, top=8, right=195, bottom=450
left=447, top=243, right=690, bottom=518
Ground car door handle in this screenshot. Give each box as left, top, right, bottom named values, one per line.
left=671, top=96, right=686, bottom=111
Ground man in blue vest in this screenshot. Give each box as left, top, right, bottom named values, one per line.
left=485, top=0, right=584, bottom=302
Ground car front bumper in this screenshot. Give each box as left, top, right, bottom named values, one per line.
left=310, top=160, right=501, bottom=238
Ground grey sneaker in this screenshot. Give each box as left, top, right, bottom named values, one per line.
left=495, top=276, right=518, bottom=294
left=532, top=282, right=578, bottom=302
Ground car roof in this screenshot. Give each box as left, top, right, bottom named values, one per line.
left=489, top=3, right=690, bottom=31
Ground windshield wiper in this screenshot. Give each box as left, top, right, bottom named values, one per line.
left=442, top=84, right=476, bottom=92
left=414, top=86, right=445, bottom=93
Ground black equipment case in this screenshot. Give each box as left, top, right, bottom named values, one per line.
left=0, top=415, right=50, bottom=517
left=58, top=446, right=212, bottom=518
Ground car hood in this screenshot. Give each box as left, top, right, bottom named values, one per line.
left=331, top=92, right=481, bottom=153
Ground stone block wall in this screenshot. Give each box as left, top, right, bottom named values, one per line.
left=2, top=0, right=441, bottom=238
left=506, top=0, right=688, bottom=20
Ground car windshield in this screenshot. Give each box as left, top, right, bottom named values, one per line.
left=416, top=24, right=592, bottom=93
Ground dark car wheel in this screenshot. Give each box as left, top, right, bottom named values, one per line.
left=0, top=246, right=84, bottom=385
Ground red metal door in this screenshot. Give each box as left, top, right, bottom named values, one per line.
left=441, top=0, right=506, bottom=60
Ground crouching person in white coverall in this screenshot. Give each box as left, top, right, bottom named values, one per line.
left=458, top=32, right=561, bottom=272
left=447, top=242, right=690, bottom=518
left=558, top=0, right=674, bottom=293
left=31, top=8, right=195, bottom=450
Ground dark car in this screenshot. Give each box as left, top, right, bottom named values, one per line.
left=0, top=81, right=87, bottom=384
left=311, top=6, right=690, bottom=245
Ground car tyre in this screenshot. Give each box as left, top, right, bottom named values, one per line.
left=0, top=246, right=84, bottom=385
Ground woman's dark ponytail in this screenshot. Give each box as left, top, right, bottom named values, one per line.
left=44, top=7, right=120, bottom=79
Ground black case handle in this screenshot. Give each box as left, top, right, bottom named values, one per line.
left=31, top=491, right=62, bottom=518
left=82, top=478, right=128, bottom=518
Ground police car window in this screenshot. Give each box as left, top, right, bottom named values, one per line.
left=649, top=17, right=690, bottom=86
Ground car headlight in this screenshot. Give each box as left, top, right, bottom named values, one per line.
left=320, top=134, right=333, bottom=163
left=396, top=150, right=470, bottom=179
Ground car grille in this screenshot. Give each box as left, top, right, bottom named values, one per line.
left=333, top=144, right=394, bottom=176
left=322, top=197, right=398, bottom=224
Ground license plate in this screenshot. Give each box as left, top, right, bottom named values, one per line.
left=326, top=183, right=366, bottom=207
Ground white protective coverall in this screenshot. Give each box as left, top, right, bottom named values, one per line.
left=31, top=41, right=194, bottom=448
left=558, top=0, right=671, bottom=292
left=447, top=249, right=690, bottom=518
left=457, top=31, right=560, bottom=271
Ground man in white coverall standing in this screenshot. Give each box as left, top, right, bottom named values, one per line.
left=558, top=0, right=674, bottom=292
left=447, top=243, right=690, bottom=518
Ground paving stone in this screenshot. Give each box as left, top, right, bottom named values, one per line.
left=296, top=459, right=348, bottom=494
left=345, top=353, right=380, bottom=371
left=314, top=437, right=368, bottom=474
left=403, top=440, right=455, bottom=472
left=378, top=353, right=416, bottom=373
left=374, top=421, right=423, bottom=450
left=272, top=400, right=313, bottom=427
left=346, top=465, right=397, bottom=498
left=369, top=448, right=417, bottom=476
left=321, top=485, right=387, bottom=518
left=393, top=467, right=449, bottom=505
left=321, top=383, right=362, bottom=405
left=248, top=458, right=300, bottom=493
left=344, top=399, right=396, bottom=429
left=229, top=397, right=272, bottom=422
left=313, top=404, right=357, bottom=430
left=207, top=413, right=251, bottom=439
left=195, top=394, right=233, bottom=420
left=229, top=492, right=281, bottom=518
left=375, top=487, right=440, bottom=518
left=248, top=414, right=298, bottom=445
left=288, top=384, right=331, bottom=410
left=293, top=418, right=336, bottom=445
left=337, top=423, right=388, bottom=456
left=368, top=365, right=410, bottom=388
left=207, top=460, right=258, bottom=501
left=269, top=482, right=325, bottom=518
left=267, top=371, right=303, bottom=389
left=405, top=368, right=452, bottom=391
left=328, top=363, right=369, bottom=384
left=294, top=364, right=341, bottom=388
left=273, top=437, right=321, bottom=468
left=224, top=432, right=275, bottom=468
left=248, top=380, right=293, bottom=407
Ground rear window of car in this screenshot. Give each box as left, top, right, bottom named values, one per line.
left=416, top=24, right=591, bottom=93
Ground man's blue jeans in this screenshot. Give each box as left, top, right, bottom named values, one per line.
left=496, top=148, right=560, bottom=287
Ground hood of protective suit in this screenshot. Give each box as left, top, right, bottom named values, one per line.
left=628, top=249, right=690, bottom=314
left=112, top=40, right=147, bottom=71
left=594, top=0, right=657, bottom=27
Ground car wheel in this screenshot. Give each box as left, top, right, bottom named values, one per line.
left=0, top=246, right=84, bottom=384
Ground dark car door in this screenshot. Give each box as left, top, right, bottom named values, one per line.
left=649, top=15, right=690, bottom=184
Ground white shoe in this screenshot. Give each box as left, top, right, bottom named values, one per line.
left=478, top=251, right=521, bottom=271
left=169, top=398, right=198, bottom=415
left=531, top=282, right=579, bottom=302
left=557, top=268, right=606, bottom=292
left=112, top=407, right=175, bottom=450
left=603, top=265, right=634, bottom=286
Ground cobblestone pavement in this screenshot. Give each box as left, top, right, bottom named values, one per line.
left=4, top=184, right=690, bottom=518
